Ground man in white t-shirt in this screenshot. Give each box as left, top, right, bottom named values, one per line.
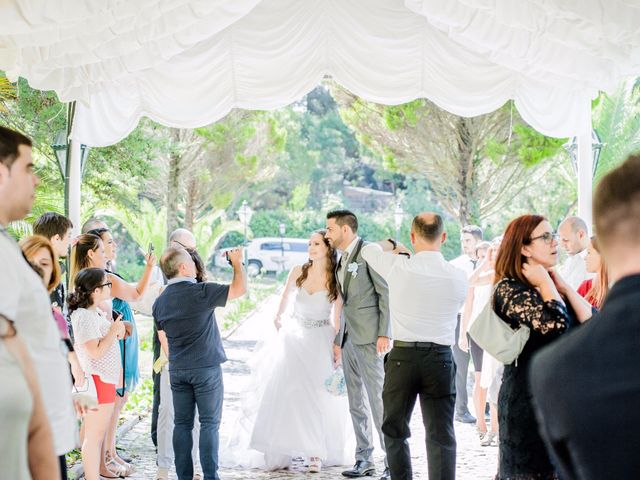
left=0, top=126, right=77, bottom=479
left=449, top=225, right=483, bottom=424
left=558, top=216, right=593, bottom=290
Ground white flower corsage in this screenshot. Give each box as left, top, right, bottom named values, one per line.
left=347, top=262, right=360, bottom=278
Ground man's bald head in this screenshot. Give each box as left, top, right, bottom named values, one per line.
left=82, top=218, right=108, bottom=234
left=160, top=247, right=195, bottom=279
left=558, top=215, right=589, bottom=255
left=412, top=213, right=444, bottom=243
left=169, top=228, right=196, bottom=250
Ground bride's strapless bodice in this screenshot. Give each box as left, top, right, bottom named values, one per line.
left=291, top=288, right=332, bottom=327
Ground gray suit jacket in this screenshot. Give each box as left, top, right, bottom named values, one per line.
left=335, top=238, right=391, bottom=347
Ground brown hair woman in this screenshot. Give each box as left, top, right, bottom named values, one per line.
left=492, top=214, right=592, bottom=479
left=226, top=229, right=350, bottom=473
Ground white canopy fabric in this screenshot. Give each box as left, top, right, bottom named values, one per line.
left=2, top=0, right=640, bottom=146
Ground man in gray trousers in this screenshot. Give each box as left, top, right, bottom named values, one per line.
left=326, top=210, right=391, bottom=480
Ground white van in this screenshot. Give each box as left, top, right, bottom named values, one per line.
left=214, top=237, right=310, bottom=276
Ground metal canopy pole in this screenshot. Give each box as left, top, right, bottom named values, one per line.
left=576, top=112, right=594, bottom=233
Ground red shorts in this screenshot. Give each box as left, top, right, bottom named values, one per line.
left=92, top=375, right=116, bottom=404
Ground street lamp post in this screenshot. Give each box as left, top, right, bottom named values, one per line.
left=394, top=203, right=404, bottom=240
left=237, top=200, right=254, bottom=265
left=563, top=129, right=604, bottom=177
left=279, top=222, right=286, bottom=272
left=51, top=129, right=91, bottom=218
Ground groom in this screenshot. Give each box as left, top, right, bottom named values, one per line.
left=325, top=210, right=391, bottom=480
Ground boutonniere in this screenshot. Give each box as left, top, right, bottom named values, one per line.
left=347, top=262, right=360, bottom=278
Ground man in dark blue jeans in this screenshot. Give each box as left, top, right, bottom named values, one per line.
left=153, top=246, right=246, bottom=480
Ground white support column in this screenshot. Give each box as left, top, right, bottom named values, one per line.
left=576, top=117, right=594, bottom=233
left=68, top=139, right=82, bottom=236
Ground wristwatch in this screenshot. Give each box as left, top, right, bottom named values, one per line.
left=387, top=238, right=397, bottom=249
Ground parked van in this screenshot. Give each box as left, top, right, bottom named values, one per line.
left=214, top=237, right=310, bottom=276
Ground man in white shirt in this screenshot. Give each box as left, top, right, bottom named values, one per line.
left=558, top=216, right=593, bottom=290
left=0, top=126, right=77, bottom=479
left=362, top=213, right=468, bottom=480
left=449, top=225, right=483, bottom=424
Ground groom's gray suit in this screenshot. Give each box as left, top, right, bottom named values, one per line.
left=336, top=237, right=391, bottom=466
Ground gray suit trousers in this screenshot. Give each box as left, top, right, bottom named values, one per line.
left=342, top=335, right=387, bottom=465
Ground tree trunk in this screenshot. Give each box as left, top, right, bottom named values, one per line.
left=184, top=176, right=198, bottom=231
left=456, top=118, right=474, bottom=226
left=166, top=129, right=182, bottom=240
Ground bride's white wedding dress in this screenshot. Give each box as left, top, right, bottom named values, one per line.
left=221, top=287, right=353, bottom=470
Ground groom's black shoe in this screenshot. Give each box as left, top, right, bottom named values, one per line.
left=379, top=467, right=391, bottom=479
left=342, top=460, right=375, bottom=477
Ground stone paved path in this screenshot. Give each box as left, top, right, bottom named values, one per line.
left=118, top=293, right=498, bottom=479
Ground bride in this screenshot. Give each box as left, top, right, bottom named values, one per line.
left=222, top=229, right=352, bottom=473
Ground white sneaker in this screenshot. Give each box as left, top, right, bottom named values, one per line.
left=308, top=457, right=322, bottom=473
left=155, top=467, right=169, bottom=480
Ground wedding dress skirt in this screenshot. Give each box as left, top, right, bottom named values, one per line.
left=221, top=287, right=353, bottom=470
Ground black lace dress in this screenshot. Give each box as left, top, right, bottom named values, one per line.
left=494, top=278, right=571, bottom=480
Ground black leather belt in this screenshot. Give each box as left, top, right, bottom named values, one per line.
left=393, top=340, right=447, bottom=349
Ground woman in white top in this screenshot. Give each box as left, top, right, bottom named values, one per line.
left=459, top=241, right=494, bottom=443
left=69, top=268, right=126, bottom=480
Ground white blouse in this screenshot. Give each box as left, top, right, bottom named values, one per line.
left=71, top=308, right=121, bottom=385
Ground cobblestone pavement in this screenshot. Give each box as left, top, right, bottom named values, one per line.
left=119, top=294, right=498, bottom=479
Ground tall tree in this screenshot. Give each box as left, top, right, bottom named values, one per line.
left=333, top=86, right=564, bottom=225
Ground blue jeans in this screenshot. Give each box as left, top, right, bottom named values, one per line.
left=170, top=366, right=223, bottom=480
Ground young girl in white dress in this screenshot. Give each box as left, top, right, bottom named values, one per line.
left=223, top=230, right=352, bottom=473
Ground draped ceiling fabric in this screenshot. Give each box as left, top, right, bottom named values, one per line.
left=1, top=0, right=640, bottom=147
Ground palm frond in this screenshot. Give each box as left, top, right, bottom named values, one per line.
left=96, top=198, right=167, bottom=254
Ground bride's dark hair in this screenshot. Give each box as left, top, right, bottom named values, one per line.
left=296, top=229, right=338, bottom=302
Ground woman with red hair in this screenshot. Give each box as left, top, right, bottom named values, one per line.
left=577, top=236, right=610, bottom=309
left=492, top=215, right=592, bottom=479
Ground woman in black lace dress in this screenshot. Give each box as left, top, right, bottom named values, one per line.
left=493, top=215, right=592, bottom=479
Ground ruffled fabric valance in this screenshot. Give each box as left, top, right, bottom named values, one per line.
left=1, top=0, right=639, bottom=146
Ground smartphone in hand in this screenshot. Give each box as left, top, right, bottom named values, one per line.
left=148, top=242, right=155, bottom=256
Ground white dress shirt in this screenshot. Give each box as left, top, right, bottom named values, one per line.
left=361, top=244, right=468, bottom=345
left=560, top=249, right=594, bottom=290
left=337, top=236, right=360, bottom=288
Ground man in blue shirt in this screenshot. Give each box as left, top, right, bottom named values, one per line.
left=153, top=246, right=246, bottom=480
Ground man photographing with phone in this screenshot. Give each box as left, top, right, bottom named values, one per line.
left=153, top=246, right=246, bottom=480
left=360, top=213, right=468, bottom=480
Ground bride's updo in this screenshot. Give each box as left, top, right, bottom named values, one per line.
left=296, top=229, right=339, bottom=302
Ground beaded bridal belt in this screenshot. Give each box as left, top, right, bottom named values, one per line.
left=292, top=313, right=332, bottom=329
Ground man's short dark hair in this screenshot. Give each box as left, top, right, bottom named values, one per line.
left=327, top=209, right=358, bottom=233
left=0, top=126, right=32, bottom=169
left=160, top=247, right=191, bottom=280
left=412, top=213, right=444, bottom=242
left=594, top=154, right=640, bottom=247
left=33, top=212, right=73, bottom=240
left=461, top=225, right=483, bottom=241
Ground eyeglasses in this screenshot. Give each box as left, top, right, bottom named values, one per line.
left=528, top=232, right=558, bottom=245
left=98, top=282, right=113, bottom=289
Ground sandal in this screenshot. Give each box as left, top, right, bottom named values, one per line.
left=308, top=457, right=322, bottom=473
left=105, top=451, right=134, bottom=478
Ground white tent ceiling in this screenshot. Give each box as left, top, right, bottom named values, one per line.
left=2, top=0, right=640, bottom=146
